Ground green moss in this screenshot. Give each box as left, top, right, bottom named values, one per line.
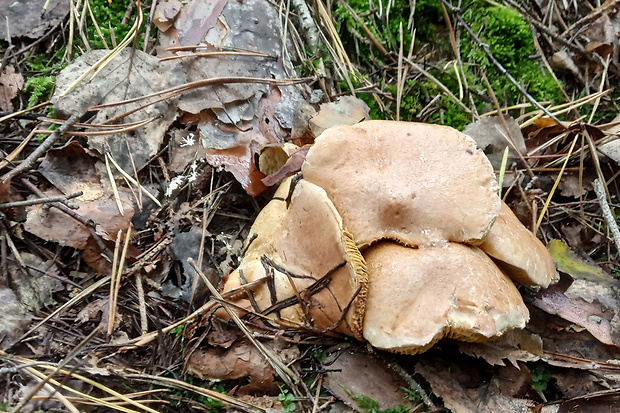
left=334, top=1, right=565, bottom=129
left=461, top=3, right=564, bottom=107
left=82, top=0, right=146, bottom=50
left=334, top=0, right=414, bottom=67
left=24, top=76, right=55, bottom=108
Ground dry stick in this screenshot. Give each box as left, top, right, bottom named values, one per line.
left=187, top=258, right=301, bottom=393
left=110, top=226, right=132, bottom=337
left=159, top=51, right=272, bottom=62
left=0, top=129, right=36, bottom=171
left=105, top=152, right=125, bottom=216
left=108, top=230, right=123, bottom=337
left=311, top=374, right=323, bottom=413
left=0, top=225, right=7, bottom=284
left=396, top=22, right=404, bottom=121
left=535, top=135, right=579, bottom=232
left=0, top=114, right=80, bottom=184
left=584, top=126, right=609, bottom=200
left=593, top=178, right=620, bottom=255
left=335, top=0, right=390, bottom=57
left=0, top=191, right=82, bottom=209
left=142, top=0, right=157, bottom=53
left=19, top=178, right=113, bottom=259
left=20, top=373, right=80, bottom=413
left=440, top=0, right=565, bottom=126
left=135, top=273, right=148, bottom=334
left=387, top=361, right=436, bottom=411
left=17, top=261, right=84, bottom=290
left=403, top=56, right=472, bottom=113
left=33, top=117, right=155, bottom=136
left=104, top=153, right=161, bottom=207
left=24, top=366, right=155, bottom=413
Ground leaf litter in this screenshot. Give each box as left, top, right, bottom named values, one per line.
left=5, top=0, right=620, bottom=411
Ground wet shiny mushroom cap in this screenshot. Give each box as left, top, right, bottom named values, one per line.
left=362, top=241, right=530, bottom=354
left=480, top=201, right=558, bottom=288
left=219, top=176, right=368, bottom=338
left=302, top=120, right=501, bottom=248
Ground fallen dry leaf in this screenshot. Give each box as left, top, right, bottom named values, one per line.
left=24, top=141, right=134, bottom=250
left=0, top=0, right=69, bottom=40
left=24, top=192, right=132, bottom=250
left=323, top=346, right=412, bottom=411
left=464, top=115, right=527, bottom=171
left=156, top=0, right=307, bottom=195
left=0, top=287, right=31, bottom=350
left=153, top=0, right=183, bottom=32
left=0, top=179, right=26, bottom=221
left=161, top=0, right=305, bottom=127
left=205, top=143, right=267, bottom=196
left=52, top=48, right=187, bottom=174
left=415, top=356, right=540, bottom=413
left=7, top=252, right=63, bottom=311
left=458, top=329, right=542, bottom=367
left=186, top=340, right=278, bottom=395
left=308, top=96, right=371, bottom=138
left=533, top=280, right=620, bottom=348
left=261, top=145, right=310, bottom=186
left=38, top=141, right=104, bottom=201
left=0, top=66, right=24, bottom=111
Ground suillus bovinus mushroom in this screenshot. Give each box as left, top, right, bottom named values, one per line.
left=218, top=120, right=558, bottom=354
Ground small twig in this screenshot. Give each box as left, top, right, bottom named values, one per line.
left=0, top=191, right=82, bottom=210
left=593, top=178, right=620, bottom=255
left=0, top=44, right=15, bottom=72
left=107, top=230, right=122, bottom=337
left=142, top=0, right=157, bottom=53
left=385, top=359, right=436, bottom=411
left=88, top=77, right=311, bottom=111
left=440, top=0, right=565, bottom=127
left=135, top=273, right=148, bottom=334
left=0, top=114, right=80, bottom=184
left=19, top=178, right=112, bottom=259
left=159, top=51, right=273, bottom=62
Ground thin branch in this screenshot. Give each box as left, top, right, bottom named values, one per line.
left=440, top=0, right=566, bottom=127
left=0, top=114, right=80, bottom=184
left=0, top=191, right=83, bottom=210
left=593, top=178, right=620, bottom=255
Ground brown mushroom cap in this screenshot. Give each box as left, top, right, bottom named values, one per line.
left=479, top=201, right=558, bottom=288
left=301, top=120, right=501, bottom=248
left=219, top=176, right=368, bottom=338
left=362, top=241, right=529, bottom=354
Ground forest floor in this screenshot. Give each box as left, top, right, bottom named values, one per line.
left=2, top=0, right=620, bottom=412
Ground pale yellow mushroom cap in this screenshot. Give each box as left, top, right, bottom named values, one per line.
left=479, top=201, right=558, bottom=288
left=301, top=120, right=501, bottom=248
left=220, top=176, right=368, bottom=338
left=362, top=242, right=529, bottom=354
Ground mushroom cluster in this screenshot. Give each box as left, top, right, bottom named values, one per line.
left=219, top=120, right=557, bottom=354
